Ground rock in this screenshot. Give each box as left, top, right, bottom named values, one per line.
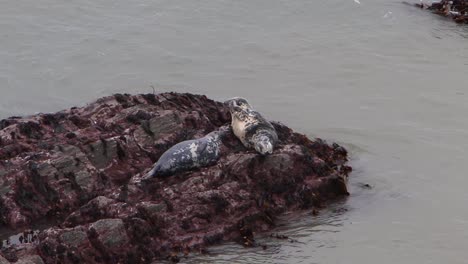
left=416, top=0, right=468, bottom=23
left=0, top=93, right=351, bottom=263
left=59, top=227, right=89, bottom=248
left=92, top=196, right=114, bottom=208
left=148, top=111, right=182, bottom=138
left=16, top=255, right=45, bottom=264
left=85, top=139, right=118, bottom=170
left=89, top=219, right=129, bottom=249
left=63, top=196, right=116, bottom=227
left=133, top=110, right=183, bottom=149
left=36, top=163, right=59, bottom=183
left=137, top=202, right=167, bottom=215
left=0, top=255, right=9, bottom=264
left=74, top=170, right=94, bottom=191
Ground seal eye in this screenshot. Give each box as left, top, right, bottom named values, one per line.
left=238, top=99, right=247, bottom=105
left=224, top=97, right=251, bottom=110
left=235, top=98, right=251, bottom=109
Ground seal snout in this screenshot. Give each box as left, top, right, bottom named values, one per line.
left=224, top=97, right=251, bottom=111
left=223, top=98, right=237, bottom=109
left=253, top=134, right=275, bottom=155
left=223, top=98, right=234, bottom=105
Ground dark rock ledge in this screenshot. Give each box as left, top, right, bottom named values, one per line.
left=0, top=93, right=351, bottom=263
left=413, top=0, right=468, bottom=23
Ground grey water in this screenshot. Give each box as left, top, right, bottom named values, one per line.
left=1, top=0, right=468, bottom=263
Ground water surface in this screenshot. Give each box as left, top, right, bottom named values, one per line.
left=1, top=0, right=468, bottom=263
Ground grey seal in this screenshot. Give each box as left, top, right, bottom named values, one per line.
left=225, top=97, right=278, bottom=155
left=141, top=127, right=227, bottom=180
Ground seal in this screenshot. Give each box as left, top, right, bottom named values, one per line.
left=225, top=97, right=278, bottom=155
left=141, top=128, right=227, bottom=180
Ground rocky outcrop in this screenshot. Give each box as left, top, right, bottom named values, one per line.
left=414, top=0, right=468, bottom=23
left=0, top=93, right=351, bottom=263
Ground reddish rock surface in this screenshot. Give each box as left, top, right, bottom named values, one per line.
left=414, top=0, right=468, bottom=23
left=0, top=93, right=351, bottom=263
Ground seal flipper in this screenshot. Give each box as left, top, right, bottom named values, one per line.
left=135, top=165, right=158, bottom=188
left=140, top=164, right=161, bottom=182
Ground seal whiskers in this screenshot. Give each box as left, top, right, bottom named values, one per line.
left=252, top=132, right=275, bottom=155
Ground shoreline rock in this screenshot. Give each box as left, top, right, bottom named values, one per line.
left=0, top=93, right=351, bottom=263
left=413, top=0, right=468, bottom=23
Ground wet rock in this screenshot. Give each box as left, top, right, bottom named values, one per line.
left=0, top=92, right=351, bottom=263
left=358, top=183, right=372, bottom=189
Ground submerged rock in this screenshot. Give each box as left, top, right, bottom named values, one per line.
left=0, top=93, right=351, bottom=263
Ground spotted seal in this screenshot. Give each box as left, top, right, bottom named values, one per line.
left=225, top=97, right=278, bottom=155
left=141, top=127, right=227, bottom=180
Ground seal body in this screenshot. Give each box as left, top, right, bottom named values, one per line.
left=225, top=97, right=278, bottom=155
left=142, top=129, right=225, bottom=179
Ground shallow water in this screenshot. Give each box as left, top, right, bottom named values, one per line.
left=1, top=0, right=468, bottom=263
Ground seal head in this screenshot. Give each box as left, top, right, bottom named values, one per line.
left=224, top=97, right=252, bottom=111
